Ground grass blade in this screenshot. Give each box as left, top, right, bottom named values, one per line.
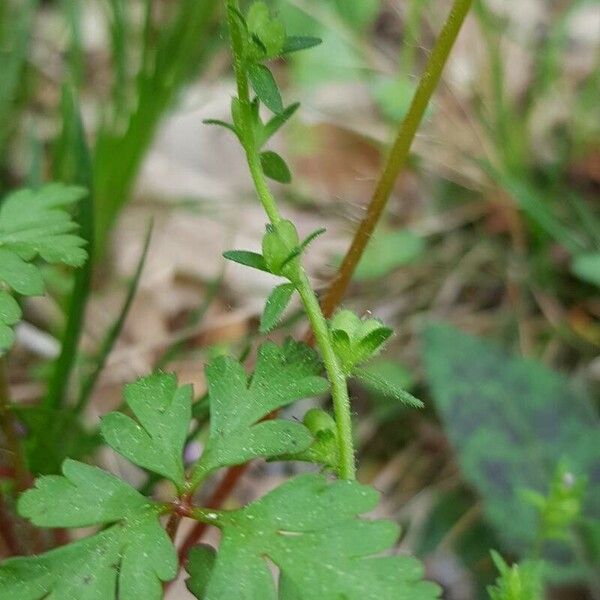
left=44, top=86, right=94, bottom=411
left=74, top=223, right=153, bottom=413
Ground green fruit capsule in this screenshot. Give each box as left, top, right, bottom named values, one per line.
left=303, top=408, right=336, bottom=436
left=262, top=220, right=300, bottom=278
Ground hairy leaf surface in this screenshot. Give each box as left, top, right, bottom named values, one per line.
left=0, top=460, right=176, bottom=598
left=196, top=341, right=327, bottom=474
left=186, top=474, right=440, bottom=599
left=101, top=373, right=192, bottom=488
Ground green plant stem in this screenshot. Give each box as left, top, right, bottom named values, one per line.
left=225, top=0, right=355, bottom=480
left=0, top=358, right=29, bottom=491
left=294, top=273, right=355, bottom=479
left=319, top=0, right=474, bottom=319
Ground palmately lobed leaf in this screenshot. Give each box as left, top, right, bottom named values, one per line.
left=0, top=459, right=177, bottom=599
left=101, top=372, right=192, bottom=489
left=194, top=341, right=328, bottom=476
left=0, top=183, right=88, bottom=352
left=18, top=459, right=150, bottom=528
left=0, top=513, right=176, bottom=600
left=186, top=474, right=440, bottom=599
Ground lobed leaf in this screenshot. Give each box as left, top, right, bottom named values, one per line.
left=0, top=183, right=87, bottom=352
left=0, top=459, right=176, bottom=599
left=194, top=341, right=328, bottom=475
left=101, top=373, right=192, bottom=489
left=186, top=474, right=440, bottom=599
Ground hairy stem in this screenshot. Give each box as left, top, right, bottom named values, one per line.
left=319, top=0, right=474, bottom=318
left=0, top=358, right=29, bottom=491
left=226, top=0, right=355, bottom=480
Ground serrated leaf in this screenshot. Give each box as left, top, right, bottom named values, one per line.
left=423, top=324, right=600, bottom=582
left=18, top=459, right=148, bottom=527
left=194, top=341, right=328, bottom=477
left=223, top=249, right=270, bottom=272
left=0, top=183, right=87, bottom=266
left=186, top=474, right=440, bottom=599
left=0, top=183, right=87, bottom=352
left=571, top=252, right=600, bottom=288
left=101, top=373, right=192, bottom=489
left=0, top=463, right=175, bottom=599
left=281, top=35, right=322, bottom=54
left=260, top=150, right=292, bottom=183
left=0, top=248, right=44, bottom=295
left=354, top=367, right=423, bottom=409
left=260, top=283, right=295, bottom=333
left=248, top=63, right=283, bottom=114
left=0, top=459, right=176, bottom=599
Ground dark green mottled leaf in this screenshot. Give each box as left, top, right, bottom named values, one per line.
left=423, top=324, right=600, bottom=581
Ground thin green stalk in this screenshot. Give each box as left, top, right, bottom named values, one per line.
left=225, top=0, right=355, bottom=479
left=320, top=0, right=473, bottom=318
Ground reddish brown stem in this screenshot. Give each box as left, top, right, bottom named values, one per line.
left=177, top=465, right=246, bottom=566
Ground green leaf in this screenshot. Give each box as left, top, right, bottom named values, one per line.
left=260, top=283, right=295, bottom=333
left=354, top=367, right=423, bottom=409
left=186, top=545, right=217, bottom=598
left=423, top=324, right=600, bottom=582
left=18, top=459, right=148, bottom=526
left=186, top=474, right=440, bottom=599
left=571, top=252, right=600, bottom=288
left=0, top=183, right=87, bottom=352
left=281, top=35, right=322, bottom=54
left=0, top=248, right=44, bottom=296
left=279, top=227, right=327, bottom=271
left=247, top=1, right=285, bottom=57
left=203, top=118, right=239, bottom=138
left=352, top=229, right=425, bottom=281
left=0, top=183, right=87, bottom=266
left=0, top=291, right=21, bottom=351
left=0, top=461, right=176, bottom=599
left=194, top=341, right=328, bottom=476
left=248, top=63, right=283, bottom=114
left=101, top=373, right=192, bottom=489
left=329, top=309, right=392, bottom=374
left=260, top=150, right=292, bottom=183
left=223, top=249, right=270, bottom=272
left=260, top=102, right=300, bottom=146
